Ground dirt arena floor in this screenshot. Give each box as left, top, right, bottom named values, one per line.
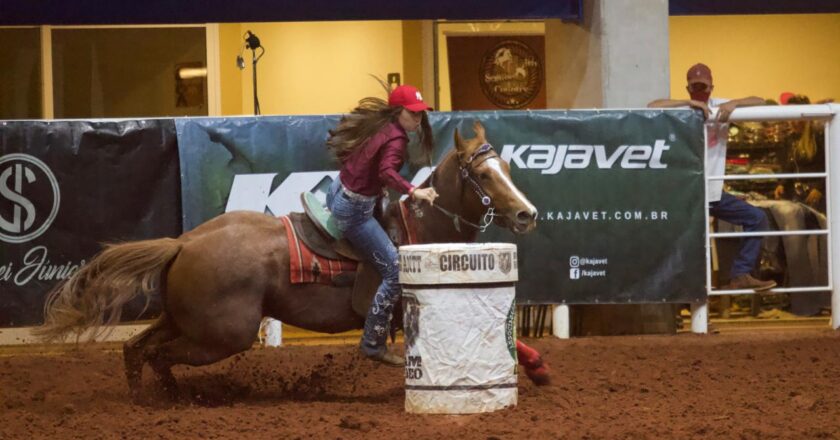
left=2, top=329, right=840, bottom=440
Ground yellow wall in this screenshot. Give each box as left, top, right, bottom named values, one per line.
left=218, top=21, right=403, bottom=116
left=217, top=15, right=839, bottom=115
left=219, top=23, right=244, bottom=115
left=669, top=13, right=840, bottom=102
left=401, top=21, right=424, bottom=94
left=436, top=22, right=545, bottom=111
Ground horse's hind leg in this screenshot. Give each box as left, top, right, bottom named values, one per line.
left=145, top=333, right=255, bottom=400
left=123, top=314, right=178, bottom=399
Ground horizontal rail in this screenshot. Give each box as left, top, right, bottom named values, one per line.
left=707, top=172, right=827, bottom=181
left=724, top=104, right=835, bottom=122
left=710, top=230, right=828, bottom=238
left=710, top=286, right=832, bottom=296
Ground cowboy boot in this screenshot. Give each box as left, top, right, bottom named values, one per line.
left=723, top=274, right=777, bottom=292
left=360, top=309, right=404, bottom=367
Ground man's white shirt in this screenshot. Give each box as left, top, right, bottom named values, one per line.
left=705, top=97, right=729, bottom=203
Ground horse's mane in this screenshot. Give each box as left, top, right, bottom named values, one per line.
left=413, top=148, right=463, bottom=193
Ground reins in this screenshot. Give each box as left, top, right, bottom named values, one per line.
left=424, top=143, right=498, bottom=233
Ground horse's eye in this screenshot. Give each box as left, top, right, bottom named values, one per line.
left=479, top=173, right=490, bottom=180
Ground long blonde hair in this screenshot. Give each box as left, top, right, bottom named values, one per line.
left=327, top=77, right=433, bottom=163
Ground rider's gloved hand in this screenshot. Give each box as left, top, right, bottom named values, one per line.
left=410, top=187, right=439, bottom=205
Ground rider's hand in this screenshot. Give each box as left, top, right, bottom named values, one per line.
left=411, top=187, right=439, bottom=205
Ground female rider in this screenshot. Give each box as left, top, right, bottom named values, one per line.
left=326, top=84, right=438, bottom=366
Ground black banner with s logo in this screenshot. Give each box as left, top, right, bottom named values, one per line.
left=0, top=120, right=181, bottom=327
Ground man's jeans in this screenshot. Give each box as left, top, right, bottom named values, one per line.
left=710, top=191, right=769, bottom=277
left=327, top=179, right=400, bottom=357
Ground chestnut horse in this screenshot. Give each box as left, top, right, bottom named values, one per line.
left=36, top=121, right=548, bottom=400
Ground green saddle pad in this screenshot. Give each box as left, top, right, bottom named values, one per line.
left=301, top=191, right=342, bottom=240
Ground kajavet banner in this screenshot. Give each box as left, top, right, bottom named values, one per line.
left=176, top=110, right=705, bottom=304
left=0, top=120, right=181, bottom=327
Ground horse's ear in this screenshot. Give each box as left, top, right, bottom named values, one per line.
left=473, top=120, right=486, bottom=140
left=454, top=128, right=465, bottom=151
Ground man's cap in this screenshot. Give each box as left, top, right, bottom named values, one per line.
left=686, top=63, right=713, bottom=85
left=388, top=85, right=432, bottom=112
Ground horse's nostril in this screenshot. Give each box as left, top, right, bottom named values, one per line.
left=516, top=210, right=535, bottom=223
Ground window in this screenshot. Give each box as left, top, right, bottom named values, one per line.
left=51, top=27, right=208, bottom=118
left=0, top=28, right=42, bottom=119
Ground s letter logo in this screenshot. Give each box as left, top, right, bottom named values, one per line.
left=0, top=154, right=61, bottom=243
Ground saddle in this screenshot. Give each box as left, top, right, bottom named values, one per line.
left=297, top=192, right=387, bottom=318
left=298, top=192, right=358, bottom=260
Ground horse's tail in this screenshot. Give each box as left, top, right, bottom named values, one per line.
left=33, top=237, right=183, bottom=342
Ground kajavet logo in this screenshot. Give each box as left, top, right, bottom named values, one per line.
left=500, top=140, right=670, bottom=174
left=0, top=154, right=61, bottom=244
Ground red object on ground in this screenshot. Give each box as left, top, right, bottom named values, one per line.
left=517, top=339, right=551, bottom=385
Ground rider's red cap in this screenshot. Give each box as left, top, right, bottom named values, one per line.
left=389, top=85, right=433, bottom=112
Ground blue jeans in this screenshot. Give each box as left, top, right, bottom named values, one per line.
left=327, top=179, right=400, bottom=356
left=710, top=192, right=769, bottom=277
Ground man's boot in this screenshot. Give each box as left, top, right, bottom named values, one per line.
left=723, top=274, right=777, bottom=292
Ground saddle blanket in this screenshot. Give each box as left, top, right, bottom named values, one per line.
left=280, top=215, right=357, bottom=285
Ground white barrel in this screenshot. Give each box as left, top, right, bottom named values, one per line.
left=399, top=243, right=518, bottom=414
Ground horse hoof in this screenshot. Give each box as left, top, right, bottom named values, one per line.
left=524, top=364, right=551, bottom=386
left=129, top=389, right=145, bottom=405
left=164, top=387, right=180, bottom=402
left=154, top=379, right=180, bottom=402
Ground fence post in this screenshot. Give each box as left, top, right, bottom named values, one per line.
left=691, top=302, right=708, bottom=334
left=552, top=304, right=570, bottom=339
left=829, top=105, right=840, bottom=329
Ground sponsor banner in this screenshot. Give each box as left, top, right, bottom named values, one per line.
left=176, top=115, right=342, bottom=229
left=0, top=120, right=181, bottom=327
left=176, top=110, right=705, bottom=304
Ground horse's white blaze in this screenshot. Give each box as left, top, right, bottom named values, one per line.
left=486, top=157, right=537, bottom=215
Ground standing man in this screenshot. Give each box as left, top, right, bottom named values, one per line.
left=648, top=63, right=777, bottom=291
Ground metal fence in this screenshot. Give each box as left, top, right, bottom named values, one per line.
left=690, top=104, right=839, bottom=333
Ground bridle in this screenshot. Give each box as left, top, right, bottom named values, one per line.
left=426, top=143, right=499, bottom=233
